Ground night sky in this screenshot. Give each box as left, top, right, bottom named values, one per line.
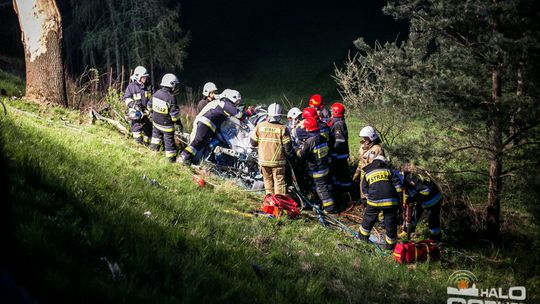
left=180, top=0, right=407, bottom=102
left=0, top=0, right=406, bottom=103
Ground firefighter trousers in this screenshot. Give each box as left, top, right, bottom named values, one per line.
left=410, top=201, right=442, bottom=236
left=261, top=166, right=286, bottom=195
left=360, top=205, right=398, bottom=246
left=312, top=174, right=334, bottom=210
left=331, top=157, right=352, bottom=190
left=131, top=117, right=151, bottom=144
left=150, top=127, right=176, bottom=160
left=182, top=121, right=214, bottom=161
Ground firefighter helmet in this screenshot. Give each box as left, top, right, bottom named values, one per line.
left=359, top=126, right=379, bottom=141
left=202, top=82, right=218, bottom=97
left=160, top=73, right=180, bottom=88
left=131, top=66, right=149, bottom=82
left=287, top=107, right=302, bottom=119
left=267, top=103, right=283, bottom=122
left=221, top=89, right=242, bottom=105
left=308, top=94, right=323, bottom=108
left=302, top=107, right=318, bottom=120
left=304, top=117, right=319, bottom=132
left=331, top=102, right=345, bottom=117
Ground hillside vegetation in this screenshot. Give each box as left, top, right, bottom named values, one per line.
left=0, top=92, right=538, bottom=303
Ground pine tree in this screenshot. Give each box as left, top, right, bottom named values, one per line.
left=337, top=0, right=540, bottom=239
left=67, top=0, right=189, bottom=83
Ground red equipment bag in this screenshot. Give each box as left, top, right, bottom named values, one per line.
left=392, top=240, right=440, bottom=264
left=262, top=194, right=301, bottom=219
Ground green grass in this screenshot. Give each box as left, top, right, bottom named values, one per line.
left=1, top=93, right=539, bottom=301
left=0, top=69, right=25, bottom=96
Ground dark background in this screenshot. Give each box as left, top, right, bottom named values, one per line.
left=0, top=0, right=406, bottom=102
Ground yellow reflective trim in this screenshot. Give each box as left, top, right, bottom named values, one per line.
left=323, top=201, right=334, bottom=207
left=258, top=138, right=281, bottom=143
left=260, top=126, right=282, bottom=134
left=367, top=200, right=397, bottom=207
left=152, top=97, right=169, bottom=114
left=198, top=116, right=216, bottom=132
left=312, top=169, right=329, bottom=178
left=366, top=169, right=390, bottom=184
left=153, top=122, right=174, bottom=132
left=259, top=160, right=286, bottom=166
left=165, top=150, right=177, bottom=158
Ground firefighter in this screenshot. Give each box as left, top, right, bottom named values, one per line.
left=180, top=89, right=243, bottom=165
left=359, top=155, right=402, bottom=250
left=197, top=82, right=218, bottom=113
left=124, top=66, right=152, bottom=145
left=352, top=126, right=386, bottom=203
left=250, top=103, right=293, bottom=195
left=148, top=73, right=182, bottom=162
left=286, top=107, right=302, bottom=130
left=308, top=94, right=330, bottom=123
left=296, top=117, right=336, bottom=213
left=328, top=102, right=352, bottom=193
left=400, top=164, right=443, bottom=241
left=301, top=107, right=330, bottom=140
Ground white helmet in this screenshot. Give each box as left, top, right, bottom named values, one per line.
left=220, top=89, right=242, bottom=105
left=267, top=103, right=283, bottom=122
left=374, top=155, right=386, bottom=162
left=160, top=73, right=180, bottom=88
left=287, top=107, right=302, bottom=119
left=359, top=126, right=379, bottom=141
left=202, top=82, right=218, bottom=97
left=131, top=66, right=149, bottom=82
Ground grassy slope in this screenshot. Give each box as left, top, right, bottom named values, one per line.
left=0, top=98, right=538, bottom=302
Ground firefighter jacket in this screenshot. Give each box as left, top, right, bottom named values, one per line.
left=292, top=120, right=330, bottom=145
left=197, top=98, right=241, bottom=133
left=123, top=81, right=151, bottom=110
left=318, top=121, right=330, bottom=141
left=402, top=172, right=443, bottom=208
left=329, top=117, right=349, bottom=159
left=148, top=88, right=181, bottom=132
left=353, top=143, right=385, bottom=180
left=361, top=159, right=403, bottom=208
left=296, top=131, right=330, bottom=179
left=250, top=121, right=293, bottom=167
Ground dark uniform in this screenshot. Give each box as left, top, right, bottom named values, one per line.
left=182, top=98, right=241, bottom=163
left=329, top=117, right=352, bottom=190
left=197, top=98, right=211, bottom=114
left=296, top=130, right=335, bottom=212
left=148, top=88, right=182, bottom=161
left=359, top=158, right=403, bottom=249
left=124, top=81, right=152, bottom=144
left=402, top=172, right=443, bottom=240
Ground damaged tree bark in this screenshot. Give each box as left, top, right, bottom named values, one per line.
left=13, top=0, right=67, bottom=106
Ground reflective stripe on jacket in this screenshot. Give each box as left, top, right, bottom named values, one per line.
left=361, top=159, right=402, bottom=208
left=251, top=121, right=292, bottom=167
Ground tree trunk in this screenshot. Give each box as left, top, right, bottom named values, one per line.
left=486, top=66, right=503, bottom=241
left=13, top=0, right=67, bottom=107
left=105, top=0, right=121, bottom=77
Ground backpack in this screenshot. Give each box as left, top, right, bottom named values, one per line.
left=393, top=240, right=440, bottom=264
left=262, top=194, right=301, bottom=219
